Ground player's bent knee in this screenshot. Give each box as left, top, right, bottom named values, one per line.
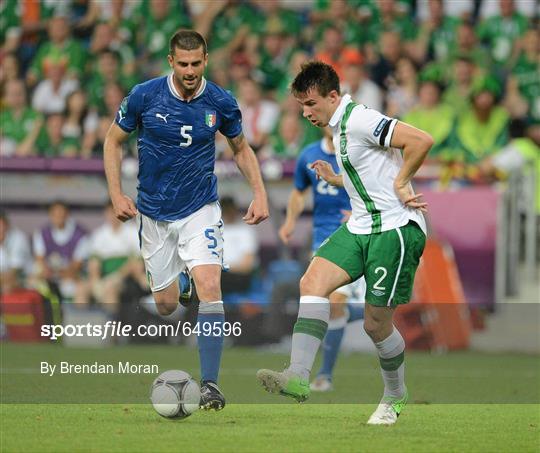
left=299, top=272, right=328, bottom=297
left=363, top=318, right=383, bottom=339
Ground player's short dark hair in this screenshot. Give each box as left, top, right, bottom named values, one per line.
left=169, top=29, right=207, bottom=56
left=291, top=61, right=340, bottom=98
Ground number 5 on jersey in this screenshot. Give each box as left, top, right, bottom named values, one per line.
left=180, top=125, right=192, bottom=147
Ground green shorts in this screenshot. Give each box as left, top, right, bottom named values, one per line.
left=315, top=221, right=426, bottom=307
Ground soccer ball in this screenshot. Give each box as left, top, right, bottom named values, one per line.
left=150, top=370, right=201, bottom=419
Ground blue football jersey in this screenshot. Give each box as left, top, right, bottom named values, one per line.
left=115, top=75, right=242, bottom=221
left=294, top=139, right=351, bottom=250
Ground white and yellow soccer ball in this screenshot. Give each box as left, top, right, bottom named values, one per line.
left=150, top=370, right=200, bottom=419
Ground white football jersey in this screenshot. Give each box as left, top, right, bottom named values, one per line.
left=329, top=94, right=427, bottom=235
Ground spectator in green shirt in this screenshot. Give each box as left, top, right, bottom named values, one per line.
left=364, top=0, right=417, bottom=45
left=195, top=0, right=258, bottom=53
left=413, top=0, right=461, bottom=63
left=453, top=76, right=509, bottom=163
left=86, top=50, right=136, bottom=113
left=253, top=0, right=302, bottom=41
left=443, top=56, right=481, bottom=114
left=255, top=24, right=292, bottom=92
left=27, top=15, right=86, bottom=86
left=507, top=29, right=540, bottom=121
left=478, top=0, right=529, bottom=68
left=447, top=22, right=491, bottom=71
left=0, top=79, right=43, bottom=157
left=87, top=22, right=137, bottom=82
left=402, top=78, right=456, bottom=159
left=312, top=0, right=364, bottom=47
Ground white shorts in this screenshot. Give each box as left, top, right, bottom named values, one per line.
left=137, top=202, right=224, bottom=292
left=335, top=276, right=366, bottom=303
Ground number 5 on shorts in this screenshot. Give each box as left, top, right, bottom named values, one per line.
left=205, top=228, right=217, bottom=250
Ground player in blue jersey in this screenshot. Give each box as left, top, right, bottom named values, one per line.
left=279, top=127, right=365, bottom=392
left=103, top=30, right=269, bottom=411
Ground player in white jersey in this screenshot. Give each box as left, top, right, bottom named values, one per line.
left=257, top=61, right=433, bottom=425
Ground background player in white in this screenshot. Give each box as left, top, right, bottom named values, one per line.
left=104, top=30, right=269, bottom=411
left=279, top=126, right=366, bottom=392
left=258, top=61, right=432, bottom=425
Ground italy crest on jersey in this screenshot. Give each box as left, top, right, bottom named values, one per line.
left=205, top=111, right=216, bottom=128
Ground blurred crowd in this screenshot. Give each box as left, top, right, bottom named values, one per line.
left=0, top=0, right=538, bottom=174
left=0, top=202, right=148, bottom=312
left=0, top=196, right=260, bottom=316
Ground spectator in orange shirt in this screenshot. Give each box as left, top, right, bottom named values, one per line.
left=314, top=26, right=363, bottom=80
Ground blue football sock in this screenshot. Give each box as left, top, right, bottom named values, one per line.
left=318, top=317, right=346, bottom=379
left=197, top=301, right=224, bottom=384
left=347, top=303, right=365, bottom=323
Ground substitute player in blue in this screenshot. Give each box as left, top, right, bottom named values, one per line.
left=103, top=30, right=269, bottom=411
left=279, top=127, right=365, bottom=392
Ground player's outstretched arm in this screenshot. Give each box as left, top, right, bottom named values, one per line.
left=103, top=122, right=138, bottom=221
left=279, top=189, right=307, bottom=245
left=390, top=121, right=434, bottom=212
left=311, top=160, right=344, bottom=187
left=227, top=133, right=269, bottom=225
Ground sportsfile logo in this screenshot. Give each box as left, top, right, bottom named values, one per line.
left=40, top=321, right=243, bottom=341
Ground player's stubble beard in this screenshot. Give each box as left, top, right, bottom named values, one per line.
left=173, top=73, right=202, bottom=97
left=180, top=76, right=202, bottom=96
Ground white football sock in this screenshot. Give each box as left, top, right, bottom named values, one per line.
left=288, top=296, right=330, bottom=380
left=374, top=327, right=406, bottom=399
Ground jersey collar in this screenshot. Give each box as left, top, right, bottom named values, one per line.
left=167, top=74, right=207, bottom=102
left=328, top=94, right=352, bottom=128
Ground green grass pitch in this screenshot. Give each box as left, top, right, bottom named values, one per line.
left=1, top=344, right=538, bottom=452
